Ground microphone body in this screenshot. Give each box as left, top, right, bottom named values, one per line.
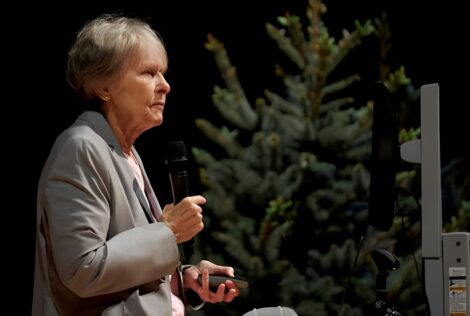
left=168, top=159, right=190, bottom=204
left=165, top=141, right=194, bottom=263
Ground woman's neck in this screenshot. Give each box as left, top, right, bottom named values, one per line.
left=102, top=107, right=136, bottom=155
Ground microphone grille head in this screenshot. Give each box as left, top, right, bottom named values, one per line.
left=165, top=141, right=188, bottom=171
left=166, top=141, right=187, bottom=159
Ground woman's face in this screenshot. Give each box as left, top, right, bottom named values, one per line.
left=106, top=36, right=171, bottom=135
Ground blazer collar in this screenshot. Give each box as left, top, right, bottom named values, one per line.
left=76, top=111, right=124, bottom=156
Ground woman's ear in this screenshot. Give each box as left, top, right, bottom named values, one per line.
left=95, top=85, right=111, bottom=102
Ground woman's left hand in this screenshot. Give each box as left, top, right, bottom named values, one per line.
left=183, top=260, right=240, bottom=303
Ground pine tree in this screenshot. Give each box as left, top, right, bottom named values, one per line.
left=187, top=1, right=467, bottom=315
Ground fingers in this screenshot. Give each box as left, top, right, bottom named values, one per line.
left=197, top=261, right=234, bottom=277
left=161, top=196, right=206, bottom=243
left=182, top=195, right=206, bottom=205
left=222, top=281, right=239, bottom=302
left=198, top=282, right=239, bottom=303
left=196, top=269, right=240, bottom=303
left=176, top=218, right=203, bottom=243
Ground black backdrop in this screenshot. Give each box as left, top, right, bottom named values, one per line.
left=7, top=1, right=467, bottom=314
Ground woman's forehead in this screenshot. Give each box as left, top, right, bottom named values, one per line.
left=135, top=35, right=167, bottom=64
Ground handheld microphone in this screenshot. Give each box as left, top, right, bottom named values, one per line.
left=165, top=141, right=190, bottom=204
left=165, top=141, right=193, bottom=263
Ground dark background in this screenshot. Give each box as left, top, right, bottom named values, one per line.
left=7, top=1, right=467, bottom=314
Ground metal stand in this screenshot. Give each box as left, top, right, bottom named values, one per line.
left=371, top=249, right=402, bottom=316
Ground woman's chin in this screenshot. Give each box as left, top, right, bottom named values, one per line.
left=152, top=116, right=164, bottom=126
left=148, top=110, right=163, bottom=124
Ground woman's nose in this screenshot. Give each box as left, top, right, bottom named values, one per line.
left=157, top=74, right=170, bottom=94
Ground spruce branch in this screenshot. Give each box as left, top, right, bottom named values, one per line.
left=322, top=74, right=360, bottom=96
left=325, top=20, right=375, bottom=75
left=266, top=22, right=306, bottom=69
left=194, top=118, right=244, bottom=158
left=205, top=34, right=258, bottom=130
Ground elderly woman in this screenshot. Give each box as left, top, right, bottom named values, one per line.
left=32, top=14, right=239, bottom=316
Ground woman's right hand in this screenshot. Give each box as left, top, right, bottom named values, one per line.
left=160, top=195, right=206, bottom=243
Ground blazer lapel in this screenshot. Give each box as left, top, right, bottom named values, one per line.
left=132, top=179, right=155, bottom=223
left=133, top=151, right=163, bottom=219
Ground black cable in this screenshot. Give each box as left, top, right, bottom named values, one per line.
left=339, top=233, right=366, bottom=312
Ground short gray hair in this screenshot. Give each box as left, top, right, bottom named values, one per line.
left=66, top=14, right=166, bottom=102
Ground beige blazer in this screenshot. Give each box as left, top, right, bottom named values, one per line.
left=32, top=111, right=180, bottom=316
